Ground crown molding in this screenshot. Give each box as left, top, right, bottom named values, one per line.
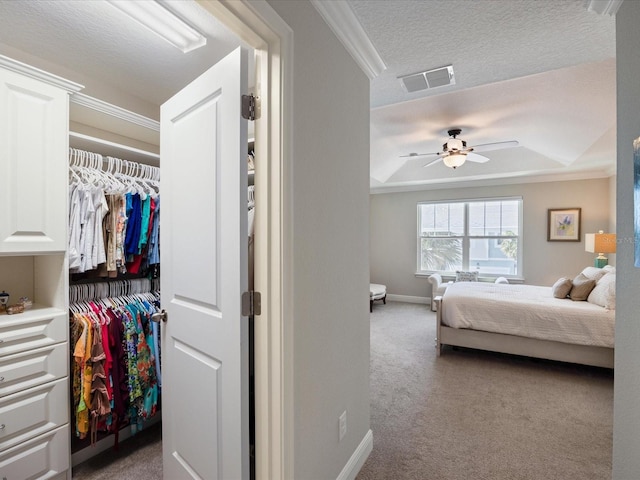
left=310, top=0, right=386, bottom=79
left=0, top=54, right=84, bottom=93
left=70, top=93, right=160, bottom=132
left=370, top=169, right=614, bottom=195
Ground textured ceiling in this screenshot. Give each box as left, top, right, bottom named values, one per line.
left=347, top=0, right=617, bottom=191
left=349, top=0, right=615, bottom=108
left=0, top=0, right=618, bottom=191
left=370, top=59, right=616, bottom=187
left=0, top=0, right=246, bottom=110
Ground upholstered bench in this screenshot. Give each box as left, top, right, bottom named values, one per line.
left=370, top=283, right=387, bottom=312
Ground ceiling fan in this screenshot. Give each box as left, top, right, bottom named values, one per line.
left=401, top=128, right=519, bottom=169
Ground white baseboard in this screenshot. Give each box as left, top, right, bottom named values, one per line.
left=337, top=429, right=373, bottom=480
left=386, top=294, right=429, bottom=305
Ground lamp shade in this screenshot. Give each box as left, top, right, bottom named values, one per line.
left=585, top=232, right=616, bottom=254
left=443, top=153, right=466, bottom=169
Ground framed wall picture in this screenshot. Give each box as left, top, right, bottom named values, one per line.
left=547, top=208, right=581, bottom=242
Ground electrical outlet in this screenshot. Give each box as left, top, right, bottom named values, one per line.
left=339, top=410, right=347, bottom=442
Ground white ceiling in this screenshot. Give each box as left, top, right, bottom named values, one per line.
left=0, top=0, right=246, bottom=113
left=346, top=0, right=617, bottom=191
left=0, top=0, right=618, bottom=192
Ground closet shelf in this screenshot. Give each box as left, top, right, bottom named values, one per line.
left=0, top=305, right=66, bottom=322
left=69, top=131, right=160, bottom=166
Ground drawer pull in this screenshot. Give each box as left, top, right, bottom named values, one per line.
left=0, top=424, right=5, bottom=430
left=0, top=376, right=3, bottom=382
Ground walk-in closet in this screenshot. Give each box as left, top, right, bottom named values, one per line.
left=0, top=1, right=260, bottom=477
left=66, top=138, right=164, bottom=468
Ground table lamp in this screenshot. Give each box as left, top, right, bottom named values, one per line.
left=585, top=230, right=616, bottom=268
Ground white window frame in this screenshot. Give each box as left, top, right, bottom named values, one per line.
left=417, top=196, right=524, bottom=279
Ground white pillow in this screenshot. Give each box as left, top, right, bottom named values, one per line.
left=603, top=265, right=616, bottom=274
left=587, top=273, right=616, bottom=310
left=581, top=266, right=607, bottom=283
left=456, top=270, right=478, bottom=282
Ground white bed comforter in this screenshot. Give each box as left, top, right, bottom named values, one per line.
left=441, top=282, right=615, bottom=348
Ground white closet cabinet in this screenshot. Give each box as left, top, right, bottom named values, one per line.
left=0, top=57, right=82, bottom=480
left=0, top=60, right=80, bottom=254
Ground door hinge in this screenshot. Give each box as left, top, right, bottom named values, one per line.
left=242, top=290, right=261, bottom=316
left=242, top=94, right=256, bottom=121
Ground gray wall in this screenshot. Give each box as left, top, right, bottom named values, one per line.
left=268, top=2, right=372, bottom=479
left=613, top=1, right=640, bottom=477
left=371, top=178, right=613, bottom=299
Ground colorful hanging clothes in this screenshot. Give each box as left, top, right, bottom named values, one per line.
left=70, top=291, right=161, bottom=446
left=69, top=187, right=159, bottom=278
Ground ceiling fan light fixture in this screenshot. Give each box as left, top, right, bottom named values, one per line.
left=443, top=153, right=466, bottom=169
left=445, top=138, right=464, bottom=151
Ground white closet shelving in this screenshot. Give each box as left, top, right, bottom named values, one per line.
left=68, top=131, right=160, bottom=165
left=0, top=53, right=162, bottom=479
left=0, top=55, right=82, bottom=480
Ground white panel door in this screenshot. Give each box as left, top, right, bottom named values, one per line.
left=160, top=47, right=249, bottom=480
left=0, top=67, right=69, bottom=253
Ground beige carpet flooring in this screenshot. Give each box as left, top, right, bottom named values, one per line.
left=72, top=421, right=162, bottom=479
left=71, top=301, right=613, bottom=479
left=357, top=301, right=613, bottom=480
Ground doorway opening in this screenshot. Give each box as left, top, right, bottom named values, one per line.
left=0, top=0, right=291, bottom=478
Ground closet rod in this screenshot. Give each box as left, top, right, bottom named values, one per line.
left=69, top=278, right=159, bottom=303
left=69, top=131, right=160, bottom=160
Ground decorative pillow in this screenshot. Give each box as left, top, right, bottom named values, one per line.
left=494, top=277, right=509, bottom=285
left=588, top=273, right=616, bottom=310
left=580, top=266, right=607, bottom=283
left=603, top=265, right=616, bottom=274
left=552, top=277, right=573, bottom=299
left=456, top=270, right=479, bottom=282
left=569, top=273, right=597, bottom=301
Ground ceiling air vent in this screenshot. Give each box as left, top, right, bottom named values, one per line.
left=399, top=65, right=455, bottom=93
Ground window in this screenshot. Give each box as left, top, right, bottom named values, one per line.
left=418, top=198, right=522, bottom=277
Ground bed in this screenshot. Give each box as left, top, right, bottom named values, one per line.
left=434, top=271, right=615, bottom=368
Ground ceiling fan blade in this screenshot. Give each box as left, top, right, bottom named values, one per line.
left=400, top=151, right=440, bottom=158
left=423, top=157, right=443, bottom=168
left=471, top=140, right=519, bottom=153
left=466, top=152, right=490, bottom=163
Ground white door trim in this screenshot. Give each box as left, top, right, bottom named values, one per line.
left=196, top=2, right=293, bottom=479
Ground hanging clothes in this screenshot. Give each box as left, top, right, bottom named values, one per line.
left=69, top=281, right=161, bottom=447
left=68, top=148, right=160, bottom=279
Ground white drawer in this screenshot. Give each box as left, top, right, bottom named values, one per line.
left=0, top=378, right=68, bottom=452
left=0, top=424, right=69, bottom=480
left=0, top=344, right=68, bottom=398
left=0, top=308, right=67, bottom=357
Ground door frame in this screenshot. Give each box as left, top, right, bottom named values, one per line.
left=196, top=1, right=293, bottom=479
